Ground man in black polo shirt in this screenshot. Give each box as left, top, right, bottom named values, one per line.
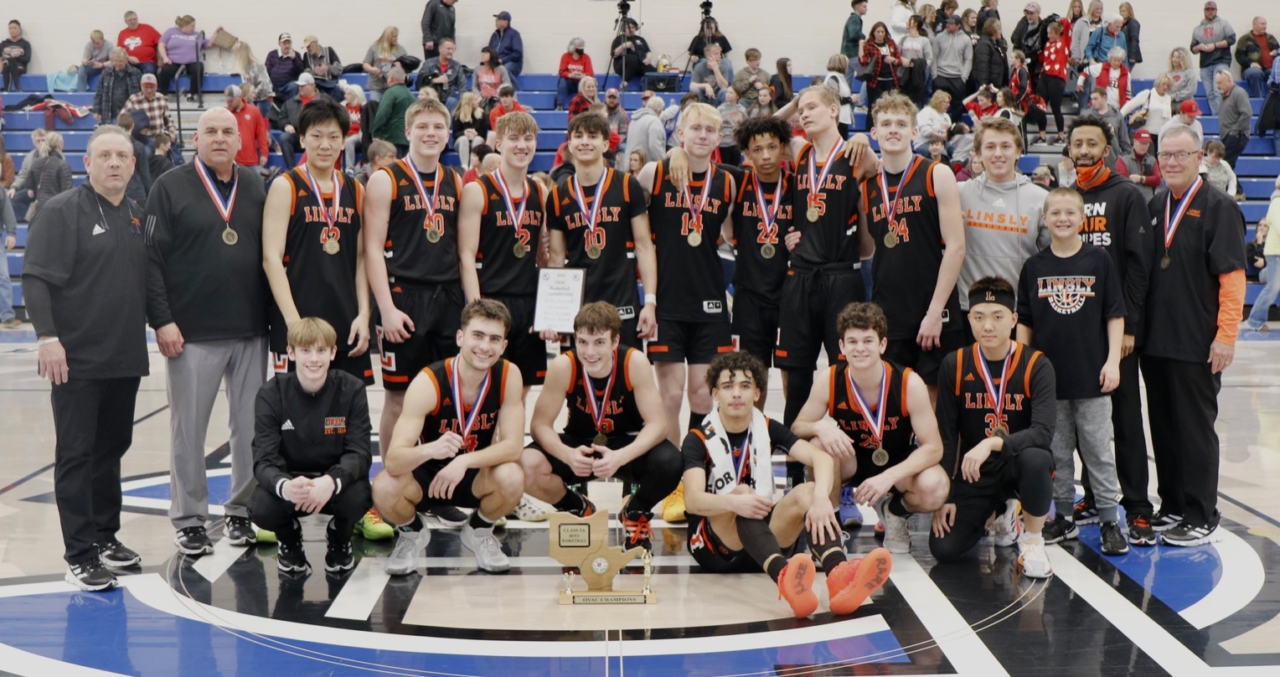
left=146, top=107, right=270, bottom=556
left=23, top=126, right=148, bottom=591
left=251, top=318, right=373, bottom=575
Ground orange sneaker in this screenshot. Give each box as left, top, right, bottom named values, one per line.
left=776, top=553, right=819, bottom=618
left=829, top=548, right=892, bottom=615
left=825, top=556, right=863, bottom=602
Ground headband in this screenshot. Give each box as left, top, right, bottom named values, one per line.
left=969, top=287, right=1017, bottom=312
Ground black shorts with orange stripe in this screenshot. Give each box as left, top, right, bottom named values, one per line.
left=647, top=319, right=734, bottom=364
left=376, top=282, right=464, bottom=391
left=687, top=510, right=795, bottom=573
left=487, top=294, right=547, bottom=386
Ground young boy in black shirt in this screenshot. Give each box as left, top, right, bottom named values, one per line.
left=251, top=318, right=373, bottom=575
left=1016, top=188, right=1129, bottom=555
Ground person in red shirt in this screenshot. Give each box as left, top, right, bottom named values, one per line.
left=962, top=85, right=999, bottom=120
left=1040, top=21, right=1071, bottom=144
left=487, top=85, right=529, bottom=133
left=343, top=84, right=366, bottom=173
left=557, top=37, right=593, bottom=110
left=1115, top=128, right=1162, bottom=198
left=117, top=11, right=161, bottom=76
left=226, top=85, right=269, bottom=168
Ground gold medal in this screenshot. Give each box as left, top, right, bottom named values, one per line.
left=222, top=226, right=238, bottom=246
left=760, top=243, right=776, bottom=259
left=872, top=447, right=890, bottom=467
left=593, top=433, right=609, bottom=447
left=586, top=244, right=602, bottom=259
left=426, top=228, right=441, bottom=243
left=884, top=231, right=898, bottom=248
left=807, top=206, right=820, bottom=222
left=994, top=424, right=1009, bottom=439
left=687, top=231, right=703, bottom=247
left=323, top=238, right=340, bottom=255
left=1160, top=254, right=1171, bottom=271
left=513, top=242, right=527, bottom=258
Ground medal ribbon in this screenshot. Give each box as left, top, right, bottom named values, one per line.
left=450, top=358, right=491, bottom=441
left=732, top=428, right=752, bottom=483
left=1163, top=176, right=1203, bottom=252
left=878, top=156, right=918, bottom=228
left=974, top=344, right=1014, bottom=425
left=682, top=166, right=715, bottom=234
left=582, top=352, right=617, bottom=434
left=194, top=157, right=238, bottom=224
left=304, top=167, right=341, bottom=232
left=493, top=168, right=528, bottom=240
left=405, top=156, right=440, bottom=222
left=751, top=170, right=784, bottom=240
left=571, top=170, right=609, bottom=236
left=806, top=139, right=845, bottom=208
left=848, top=362, right=889, bottom=446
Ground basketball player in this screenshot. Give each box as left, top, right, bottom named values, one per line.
left=459, top=111, right=549, bottom=394
left=263, top=97, right=372, bottom=384
left=635, top=103, right=737, bottom=444
left=683, top=352, right=893, bottom=618
left=363, top=98, right=466, bottom=459
left=858, top=93, right=965, bottom=399
left=546, top=113, right=657, bottom=348
left=371, top=300, right=525, bottom=575
left=929, top=277, right=1057, bottom=579
left=522, top=302, right=682, bottom=550
left=792, top=303, right=950, bottom=555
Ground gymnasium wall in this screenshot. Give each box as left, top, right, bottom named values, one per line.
left=10, top=0, right=1276, bottom=83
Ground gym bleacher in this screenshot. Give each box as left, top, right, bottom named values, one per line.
left=3, top=71, right=1277, bottom=319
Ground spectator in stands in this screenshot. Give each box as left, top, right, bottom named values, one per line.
left=569, top=76, right=601, bottom=120
left=114, top=112, right=152, bottom=201
left=1121, top=73, right=1173, bottom=149
left=1248, top=222, right=1268, bottom=282
left=0, top=138, right=12, bottom=190
left=916, top=90, right=953, bottom=154
left=271, top=73, right=320, bottom=167
left=717, top=88, right=748, bottom=166
left=629, top=148, right=649, bottom=173
left=1118, top=3, right=1141, bottom=69
left=462, top=143, right=494, bottom=183
left=1085, top=14, right=1126, bottom=67
left=1011, top=2, right=1049, bottom=88
left=157, top=16, right=215, bottom=105
left=919, top=5, right=938, bottom=38
left=1072, top=1, right=1104, bottom=110
left=489, top=11, right=523, bottom=88
left=689, top=16, right=734, bottom=76
left=557, top=38, right=593, bottom=111
left=232, top=42, right=273, bottom=117
left=955, top=152, right=983, bottom=181
left=78, top=30, right=113, bottom=92
left=1087, top=86, right=1131, bottom=161
left=451, top=92, right=489, bottom=169
left=1234, top=17, right=1278, bottom=99
left=1115, top=128, right=1161, bottom=199
left=823, top=54, right=856, bottom=136
left=746, top=86, right=777, bottom=118
left=960, top=9, right=981, bottom=46
left=226, top=85, right=269, bottom=169
left=1, top=20, right=31, bottom=92
left=343, top=84, right=367, bottom=173
left=934, top=0, right=958, bottom=35
left=266, top=33, right=305, bottom=103
left=861, top=23, right=901, bottom=110
left=976, top=0, right=1000, bottom=38
left=302, top=35, right=343, bottom=101
left=1029, top=164, right=1055, bottom=188
left=1262, top=56, right=1280, bottom=156
left=691, top=43, right=733, bottom=105
left=1214, top=70, right=1252, bottom=174
left=118, top=11, right=161, bottom=76
left=610, top=18, right=654, bottom=86
left=1199, top=140, right=1238, bottom=197
left=1167, top=47, right=1198, bottom=106
left=891, top=0, right=918, bottom=44
left=372, top=66, right=413, bottom=157
left=1159, top=99, right=1205, bottom=145
left=418, top=37, right=465, bottom=110
left=421, top=0, right=457, bottom=61
left=30, top=133, right=72, bottom=221
left=842, top=1, right=869, bottom=89
left=123, top=73, right=177, bottom=148
left=625, top=95, right=667, bottom=167
left=934, top=15, right=974, bottom=119
left=964, top=85, right=1000, bottom=120
left=771, top=58, right=794, bottom=107
left=1040, top=20, right=1069, bottom=144
left=733, top=48, right=772, bottom=104
left=971, top=18, right=1008, bottom=92
left=0, top=175, right=14, bottom=329
left=473, top=46, right=512, bottom=106
left=363, top=27, right=407, bottom=103
left=94, top=49, right=141, bottom=126
left=1244, top=178, right=1280, bottom=329
left=488, top=85, right=528, bottom=133
left=1191, top=2, right=1236, bottom=116
left=1078, top=46, right=1132, bottom=110
left=358, top=140, right=397, bottom=185
left=150, top=132, right=175, bottom=179
left=899, top=15, right=933, bottom=107
left=604, top=88, right=629, bottom=145
left=7, top=129, right=45, bottom=219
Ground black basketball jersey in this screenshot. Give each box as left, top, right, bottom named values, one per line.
left=548, top=170, right=647, bottom=319
left=648, top=160, right=732, bottom=322
left=381, top=160, right=463, bottom=285
left=829, top=360, right=916, bottom=468
left=952, top=342, right=1041, bottom=451
left=732, top=169, right=793, bottom=305
left=274, top=168, right=364, bottom=331
left=861, top=158, right=962, bottom=339
left=793, top=142, right=862, bottom=267
left=563, top=347, right=645, bottom=440
left=476, top=172, right=546, bottom=296
left=417, top=357, right=511, bottom=468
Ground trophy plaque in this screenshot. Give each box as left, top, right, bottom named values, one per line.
left=549, top=511, right=656, bottom=605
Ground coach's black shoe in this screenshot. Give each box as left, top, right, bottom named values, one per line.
left=1150, top=509, right=1183, bottom=532
left=175, top=526, right=214, bottom=556
left=1161, top=514, right=1220, bottom=547
left=277, top=540, right=311, bottom=574
left=1041, top=515, right=1079, bottom=544
left=1099, top=521, right=1130, bottom=555
left=325, top=540, right=356, bottom=573
left=1126, top=513, right=1158, bottom=547
left=622, top=510, right=654, bottom=551
left=426, top=506, right=469, bottom=527
left=66, top=559, right=117, bottom=592
left=225, top=517, right=258, bottom=546
left=97, top=539, right=141, bottom=568
left=1072, top=498, right=1099, bottom=525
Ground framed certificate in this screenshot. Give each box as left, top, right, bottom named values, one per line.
left=534, top=268, right=586, bottom=334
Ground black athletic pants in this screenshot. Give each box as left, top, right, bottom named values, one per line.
left=1038, top=76, right=1066, bottom=135
left=51, top=377, right=141, bottom=565
left=934, top=75, right=968, bottom=120
left=1141, top=355, right=1221, bottom=527
left=928, top=447, right=1054, bottom=563
left=1082, top=350, right=1153, bottom=515
left=157, top=61, right=204, bottom=98
left=250, top=481, right=372, bottom=546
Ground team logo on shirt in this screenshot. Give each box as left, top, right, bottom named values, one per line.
left=324, top=417, right=348, bottom=435
left=1036, top=276, right=1097, bottom=314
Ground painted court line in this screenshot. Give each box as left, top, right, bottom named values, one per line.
left=193, top=538, right=245, bottom=583
left=325, top=557, right=392, bottom=621
left=888, top=555, right=1010, bottom=676
left=1178, top=527, right=1265, bottom=630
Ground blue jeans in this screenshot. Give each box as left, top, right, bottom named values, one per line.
left=0, top=256, right=13, bottom=322
left=1247, top=255, right=1280, bottom=328
left=135, top=61, right=158, bottom=76
left=275, top=81, right=299, bottom=103
left=506, top=65, right=521, bottom=91
left=1244, top=66, right=1267, bottom=98
left=1200, top=63, right=1229, bottom=115
left=77, top=65, right=103, bottom=92
left=556, top=77, right=578, bottom=108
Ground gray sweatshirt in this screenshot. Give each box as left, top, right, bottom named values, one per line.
left=1191, top=18, right=1236, bottom=68
left=1072, top=20, right=1100, bottom=62
left=932, top=30, right=973, bottom=80
left=957, top=173, right=1050, bottom=309
left=82, top=40, right=112, bottom=65
left=1218, top=83, right=1253, bottom=136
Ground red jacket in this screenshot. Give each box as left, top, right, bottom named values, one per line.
left=230, top=103, right=269, bottom=166
left=559, top=53, right=594, bottom=79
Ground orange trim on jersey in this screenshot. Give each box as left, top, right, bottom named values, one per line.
left=827, top=365, right=838, bottom=417
left=690, top=428, right=707, bottom=443
left=551, top=184, right=563, bottom=217
left=565, top=350, right=578, bottom=395
left=654, top=162, right=665, bottom=192
left=723, top=168, right=731, bottom=203
left=925, top=161, right=939, bottom=197
left=363, top=368, right=374, bottom=377
left=619, top=170, right=630, bottom=203
left=423, top=366, right=443, bottom=416
left=954, top=347, right=965, bottom=397
left=450, top=167, right=463, bottom=198
left=353, top=177, right=365, bottom=216
left=1024, top=351, right=1041, bottom=395
left=479, top=174, right=492, bottom=215
left=716, top=344, right=735, bottom=353
left=622, top=347, right=635, bottom=391
left=383, top=374, right=410, bottom=383
left=282, top=172, right=299, bottom=214
left=901, top=367, right=913, bottom=414
left=860, top=178, right=870, bottom=213
left=385, top=161, right=405, bottom=201
left=799, top=143, right=814, bottom=167
left=776, top=348, right=789, bottom=357
left=499, top=359, right=510, bottom=405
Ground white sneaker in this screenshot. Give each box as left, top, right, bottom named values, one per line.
left=877, top=496, right=911, bottom=554
left=508, top=495, right=549, bottom=522
left=1017, top=532, right=1053, bottom=579
left=385, top=525, right=430, bottom=576
left=461, top=523, right=510, bottom=573
left=991, top=498, right=1023, bottom=547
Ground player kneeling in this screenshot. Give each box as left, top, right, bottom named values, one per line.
left=683, top=353, right=892, bottom=618
left=371, top=300, right=526, bottom=575
left=522, top=302, right=681, bottom=550
left=792, top=303, right=950, bottom=555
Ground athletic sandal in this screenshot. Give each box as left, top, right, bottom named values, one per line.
left=776, top=553, right=819, bottom=618
left=828, top=548, right=892, bottom=615
left=661, top=482, right=687, bottom=523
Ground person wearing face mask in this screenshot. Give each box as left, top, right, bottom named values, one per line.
left=557, top=38, right=593, bottom=111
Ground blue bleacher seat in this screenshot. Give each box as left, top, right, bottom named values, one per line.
left=11, top=282, right=20, bottom=308
left=6, top=251, right=20, bottom=277
left=18, top=72, right=243, bottom=93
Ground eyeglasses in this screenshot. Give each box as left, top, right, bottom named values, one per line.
left=1157, top=150, right=1199, bottom=163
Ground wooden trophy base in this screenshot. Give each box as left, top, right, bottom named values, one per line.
left=559, top=589, right=657, bottom=605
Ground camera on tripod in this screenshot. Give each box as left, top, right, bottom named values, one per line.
left=700, top=1, right=713, bottom=18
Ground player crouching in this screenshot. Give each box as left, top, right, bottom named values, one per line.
left=682, top=352, right=892, bottom=618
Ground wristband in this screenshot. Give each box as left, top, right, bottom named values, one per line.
left=37, top=337, right=60, bottom=346
left=645, top=294, right=657, bottom=306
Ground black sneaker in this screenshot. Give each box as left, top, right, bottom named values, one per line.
left=1126, top=513, right=1158, bottom=546
left=1150, top=510, right=1183, bottom=532
left=277, top=540, right=311, bottom=574
left=175, top=526, right=213, bottom=555
left=1042, top=515, right=1079, bottom=544
left=1099, top=521, right=1130, bottom=555
left=1072, top=498, right=1099, bottom=525
left=325, top=522, right=356, bottom=573
left=426, top=505, right=469, bottom=527
left=66, top=559, right=117, bottom=591
left=97, top=539, right=141, bottom=568
left=1161, top=519, right=1219, bottom=547
left=225, top=516, right=257, bottom=546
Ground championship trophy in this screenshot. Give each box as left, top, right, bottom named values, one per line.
left=549, top=511, right=656, bottom=605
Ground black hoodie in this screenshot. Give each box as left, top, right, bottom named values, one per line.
left=1073, top=171, right=1154, bottom=344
